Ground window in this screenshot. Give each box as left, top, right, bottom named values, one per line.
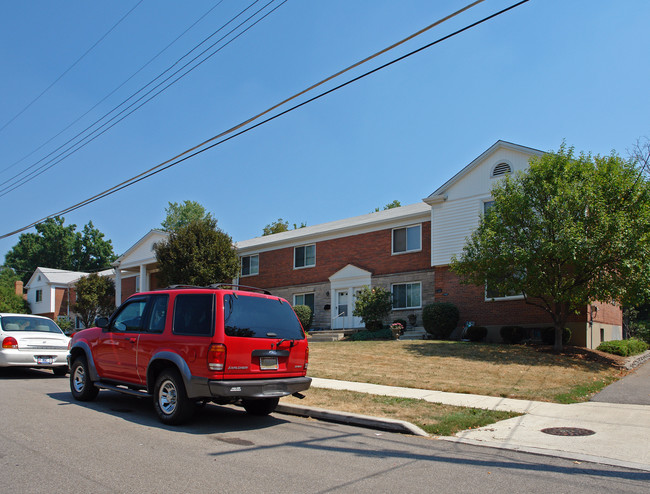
left=294, top=293, right=315, bottom=314
left=240, top=254, right=259, bottom=276
left=392, top=282, right=421, bottom=309
left=145, top=295, right=168, bottom=333
left=224, top=294, right=304, bottom=339
left=483, top=200, right=495, bottom=214
left=35, top=289, right=43, bottom=302
left=392, top=225, right=421, bottom=254
left=173, top=294, right=214, bottom=336
left=485, top=274, right=523, bottom=300
left=294, top=244, right=316, bottom=268
left=111, top=298, right=148, bottom=332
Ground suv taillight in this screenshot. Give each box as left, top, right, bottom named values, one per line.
left=2, top=337, right=18, bottom=349
left=208, top=344, right=226, bottom=371
left=304, top=346, right=309, bottom=371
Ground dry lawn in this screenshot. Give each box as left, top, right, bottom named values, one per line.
left=282, top=388, right=519, bottom=436
left=305, top=340, right=626, bottom=402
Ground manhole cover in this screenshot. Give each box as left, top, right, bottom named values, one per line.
left=541, top=427, right=595, bottom=437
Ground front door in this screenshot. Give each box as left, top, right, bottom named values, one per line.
left=332, top=288, right=365, bottom=329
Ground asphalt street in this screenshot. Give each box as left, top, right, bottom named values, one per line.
left=1, top=368, right=649, bottom=494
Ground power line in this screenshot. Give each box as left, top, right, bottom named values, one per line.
left=0, top=0, right=226, bottom=177
left=0, top=0, right=269, bottom=195
left=0, top=0, right=145, bottom=134
left=0, top=0, right=530, bottom=240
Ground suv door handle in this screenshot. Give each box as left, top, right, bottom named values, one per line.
left=128, top=337, right=137, bottom=344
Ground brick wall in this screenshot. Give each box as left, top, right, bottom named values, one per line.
left=243, top=222, right=431, bottom=289
left=121, top=277, right=137, bottom=303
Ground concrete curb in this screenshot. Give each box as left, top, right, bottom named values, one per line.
left=439, top=436, right=650, bottom=473
left=275, top=403, right=429, bottom=437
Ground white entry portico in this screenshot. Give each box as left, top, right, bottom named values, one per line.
left=328, top=264, right=371, bottom=329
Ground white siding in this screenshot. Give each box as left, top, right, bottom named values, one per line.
left=431, top=147, right=537, bottom=266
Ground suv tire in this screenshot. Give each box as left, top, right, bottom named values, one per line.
left=242, top=397, right=279, bottom=416
left=153, top=369, right=194, bottom=425
left=70, top=357, right=99, bottom=401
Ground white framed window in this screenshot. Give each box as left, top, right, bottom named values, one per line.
left=240, top=254, right=259, bottom=277
left=392, top=282, right=421, bottom=309
left=293, top=293, right=315, bottom=314
left=392, top=224, right=421, bottom=254
left=35, top=289, right=43, bottom=302
left=483, top=200, right=495, bottom=214
left=485, top=273, right=524, bottom=301
left=294, top=244, right=316, bottom=268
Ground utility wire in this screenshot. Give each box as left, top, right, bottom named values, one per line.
left=0, top=0, right=145, bottom=134
left=0, top=0, right=530, bottom=240
left=0, top=0, right=226, bottom=177
left=0, top=0, right=266, bottom=193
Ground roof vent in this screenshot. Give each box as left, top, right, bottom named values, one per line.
left=492, top=162, right=512, bottom=177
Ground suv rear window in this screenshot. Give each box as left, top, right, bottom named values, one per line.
left=224, top=294, right=304, bottom=339
left=173, top=294, right=214, bottom=336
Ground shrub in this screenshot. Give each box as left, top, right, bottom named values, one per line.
left=597, top=338, right=649, bottom=356
left=500, top=325, right=525, bottom=344
left=422, top=303, right=459, bottom=339
left=541, top=327, right=571, bottom=346
left=465, top=325, right=487, bottom=342
left=353, top=287, right=392, bottom=330
left=346, top=328, right=394, bottom=341
left=293, top=305, right=313, bottom=332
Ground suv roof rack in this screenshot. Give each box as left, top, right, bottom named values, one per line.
left=208, top=283, right=272, bottom=295
left=163, top=284, right=272, bottom=295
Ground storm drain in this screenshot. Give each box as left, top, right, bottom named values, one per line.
left=541, top=427, right=595, bottom=437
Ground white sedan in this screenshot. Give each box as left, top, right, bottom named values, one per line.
left=0, top=313, right=70, bottom=375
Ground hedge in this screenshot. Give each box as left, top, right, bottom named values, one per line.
left=597, top=338, right=649, bottom=357
left=422, top=302, right=459, bottom=339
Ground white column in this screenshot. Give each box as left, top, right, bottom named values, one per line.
left=114, top=268, right=122, bottom=307
left=140, top=264, right=148, bottom=292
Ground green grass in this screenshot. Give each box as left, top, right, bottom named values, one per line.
left=553, top=376, right=618, bottom=404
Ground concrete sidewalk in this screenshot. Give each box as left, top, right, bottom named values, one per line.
left=286, top=377, right=650, bottom=472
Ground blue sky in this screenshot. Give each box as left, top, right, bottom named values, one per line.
left=1, top=0, right=648, bottom=265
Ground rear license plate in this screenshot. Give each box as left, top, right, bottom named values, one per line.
left=260, top=357, right=278, bottom=370
left=36, top=357, right=53, bottom=365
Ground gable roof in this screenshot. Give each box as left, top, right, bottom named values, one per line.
left=113, top=229, right=168, bottom=268
left=423, top=140, right=544, bottom=205
left=25, top=267, right=89, bottom=288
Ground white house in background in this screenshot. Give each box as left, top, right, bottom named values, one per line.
left=25, top=267, right=113, bottom=328
left=25, top=267, right=89, bottom=324
left=111, top=229, right=168, bottom=305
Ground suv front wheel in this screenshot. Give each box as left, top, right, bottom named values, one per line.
left=70, top=357, right=99, bottom=401
left=153, top=369, right=194, bottom=425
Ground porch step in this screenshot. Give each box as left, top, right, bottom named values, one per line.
left=399, top=327, right=427, bottom=340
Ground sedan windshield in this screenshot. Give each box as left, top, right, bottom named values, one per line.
left=0, top=316, right=64, bottom=334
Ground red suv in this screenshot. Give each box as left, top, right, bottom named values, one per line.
left=68, top=285, right=311, bottom=424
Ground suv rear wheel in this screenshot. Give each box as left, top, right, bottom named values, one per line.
left=70, top=357, right=99, bottom=401
left=153, top=369, right=194, bottom=425
left=242, top=397, right=279, bottom=416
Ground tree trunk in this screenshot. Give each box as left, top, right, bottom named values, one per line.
left=554, top=323, right=563, bottom=352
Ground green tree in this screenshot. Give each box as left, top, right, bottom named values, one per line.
left=5, top=217, right=116, bottom=283
left=161, top=200, right=213, bottom=232
left=72, top=273, right=115, bottom=328
left=373, top=200, right=401, bottom=212
left=262, top=218, right=306, bottom=236
left=451, top=144, right=650, bottom=351
left=353, top=286, right=393, bottom=330
left=0, top=267, right=30, bottom=313
left=72, top=221, right=117, bottom=272
left=154, top=218, right=239, bottom=286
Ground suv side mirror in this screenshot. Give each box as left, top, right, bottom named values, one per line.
left=94, top=316, right=109, bottom=329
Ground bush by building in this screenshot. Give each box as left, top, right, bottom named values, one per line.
left=422, top=302, right=459, bottom=339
